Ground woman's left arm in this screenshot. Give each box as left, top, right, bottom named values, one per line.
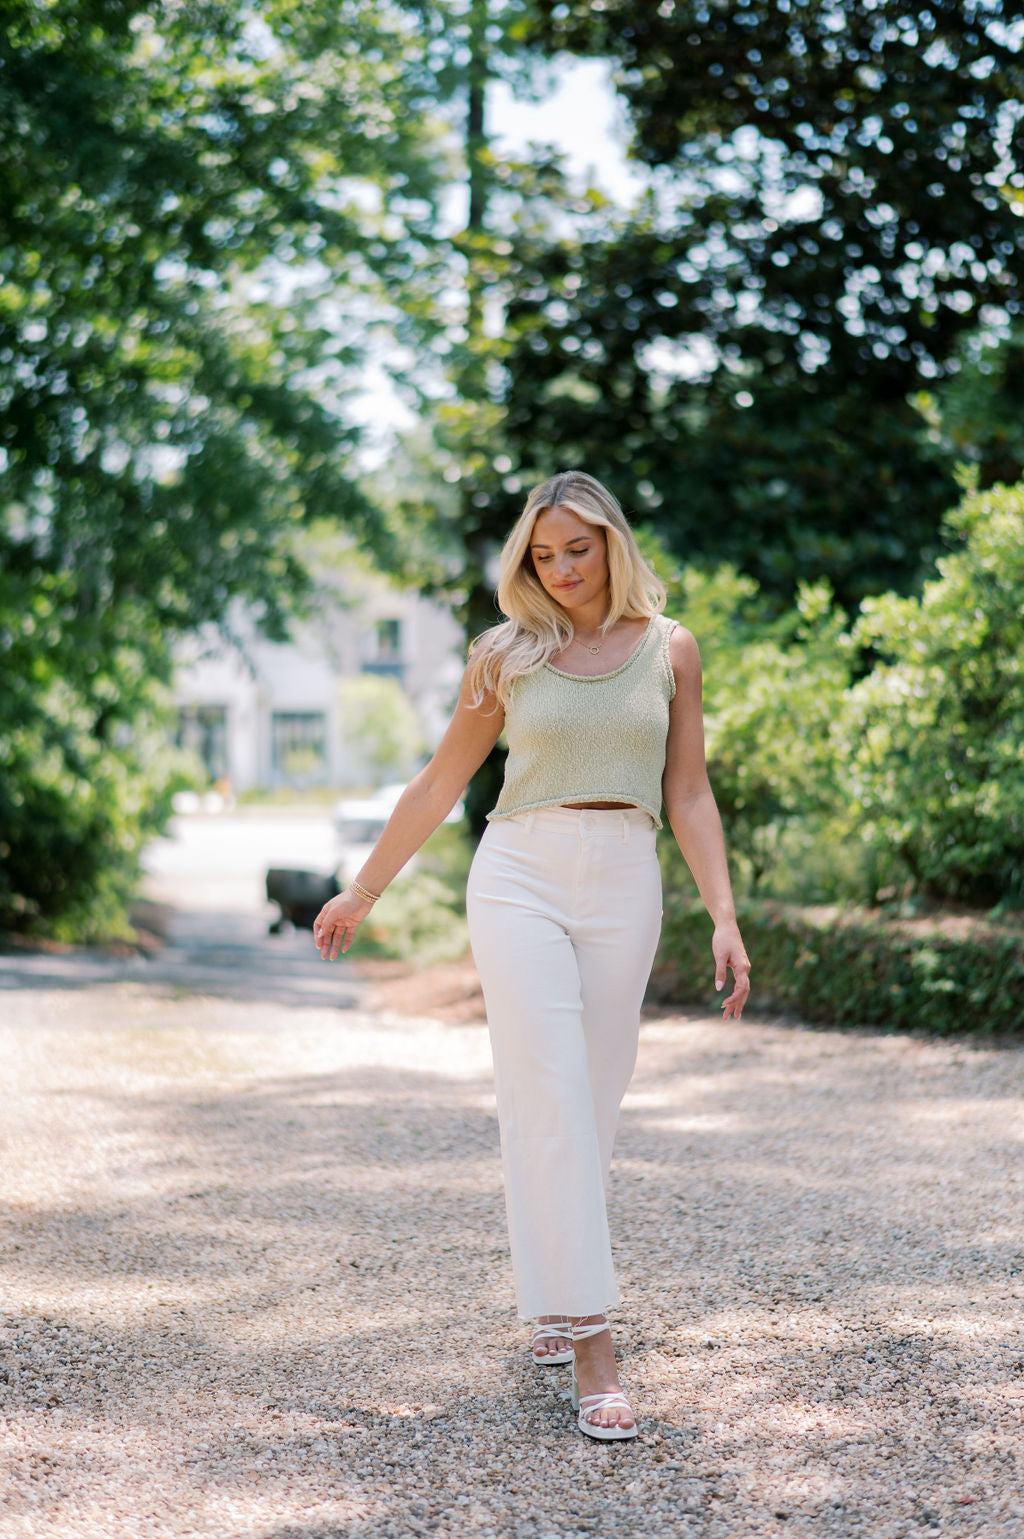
left=662, top=623, right=751, bottom=1021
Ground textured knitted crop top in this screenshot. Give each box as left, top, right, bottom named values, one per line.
left=488, top=613, right=678, bottom=830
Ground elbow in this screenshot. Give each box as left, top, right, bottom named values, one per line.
left=664, top=778, right=715, bottom=819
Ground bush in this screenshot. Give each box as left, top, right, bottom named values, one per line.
left=644, top=479, right=1024, bottom=911
left=356, top=821, right=471, bottom=966
left=841, top=479, right=1024, bottom=906
left=651, top=897, right=1024, bottom=1038
left=639, top=536, right=858, bottom=902
left=0, top=572, right=198, bottom=941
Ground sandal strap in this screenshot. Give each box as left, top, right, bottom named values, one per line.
left=571, top=1319, right=611, bottom=1342
left=580, top=1390, right=633, bottom=1412
left=532, top=1321, right=572, bottom=1343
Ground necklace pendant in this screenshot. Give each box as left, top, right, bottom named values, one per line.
left=587, top=644, right=601, bottom=654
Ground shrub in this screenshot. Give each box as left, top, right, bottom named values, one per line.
left=356, top=821, right=471, bottom=966
left=0, top=572, right=198, bottom=941
left=651, top=897, right=1024, bottom=1038
left=841, top=479, right=1024, bottom=906
left=639, top=536, right=857, bottom=901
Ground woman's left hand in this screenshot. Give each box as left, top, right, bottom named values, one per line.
left=713, top=922, right=751, bottom=1021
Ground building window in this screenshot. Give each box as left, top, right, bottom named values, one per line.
left=362, top=617, right=405, bottom=679
left=177, top=705, right=228, bottom=782
left=376, top=618, right=402, bottom=659
left=271, top=711, right=327, bottom=784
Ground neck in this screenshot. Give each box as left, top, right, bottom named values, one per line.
left=569, top=597, right=612, bottom=635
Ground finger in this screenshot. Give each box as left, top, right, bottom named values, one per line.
left=715, top=958, right=747, bottom=993
left=721, top=979, right=750, bottom=1018
left=342, top=913, right=366, bottom=954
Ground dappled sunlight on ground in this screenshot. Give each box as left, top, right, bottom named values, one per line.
left=1, top=941, right=1022, bottom=1536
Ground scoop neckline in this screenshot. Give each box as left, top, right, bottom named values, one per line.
left=544, top=616, right=658, bottom=682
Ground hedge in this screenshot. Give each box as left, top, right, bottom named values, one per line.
left=650, top=899, right=1024, bottom=1038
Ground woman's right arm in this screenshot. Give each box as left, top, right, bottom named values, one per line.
left=313, top=668, right=505, bottom=961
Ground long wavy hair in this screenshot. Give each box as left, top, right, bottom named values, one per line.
left=467, top=470, right=665, bottom=707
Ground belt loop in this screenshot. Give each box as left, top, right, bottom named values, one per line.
left=621, top=810, right=629, bottom=842
left=526, top=811, right=535, bottom=833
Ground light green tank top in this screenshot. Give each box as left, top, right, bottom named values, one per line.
left=488, top=614, right=678, bottom=830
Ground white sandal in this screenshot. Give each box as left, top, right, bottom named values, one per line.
left=569, top=1319, right=638, bottom=1442
left=531, top=1319, right=574, bottom=1366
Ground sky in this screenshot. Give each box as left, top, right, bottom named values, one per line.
left=488, top=57, right=647, bottom=207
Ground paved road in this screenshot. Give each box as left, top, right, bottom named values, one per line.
left=1, top=812, right=361, bottom=1010
left=2, top=815, right=1023, bottom=1538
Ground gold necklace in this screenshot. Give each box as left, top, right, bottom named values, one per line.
left=574, top=622, right=609, bottom=655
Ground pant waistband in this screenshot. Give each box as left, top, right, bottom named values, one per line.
left=501, top=805, right=656, bottom=839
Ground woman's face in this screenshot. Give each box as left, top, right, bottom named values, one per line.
left=529, top=506, right=609, bottom=613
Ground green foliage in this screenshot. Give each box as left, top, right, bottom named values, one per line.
left=645, top=477, right=1024, bottom=912
left=1, top=0, right=440, bottom=627
left=357, top=821, right=471, bottom=966
left=841, top=480, right=1024, bottom=907
left=0, top=576, right=197, bottom=937
left=920, top=328, right=1024, bottom=493
left=652, top=899, right=1024, bottom=1039
left=0, top=0, right=446, bottom=936
left=336, top=675, right=426, bottom=786
left=494, top=1, right=1024, bottom=605
left=358, top=871, right=470, bottom=967
left=640, top=533, right=857, bottom=900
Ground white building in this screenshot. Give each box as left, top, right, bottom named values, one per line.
left=172, top=565, right=465, bottom=794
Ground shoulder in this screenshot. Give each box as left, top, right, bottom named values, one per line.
left=663, top=618, right=702, bottom=685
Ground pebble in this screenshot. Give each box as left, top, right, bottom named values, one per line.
left=0, top=982, right=1022, bottom=1536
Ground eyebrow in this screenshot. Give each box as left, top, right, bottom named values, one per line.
left=529, top=537, right=592, bottom=550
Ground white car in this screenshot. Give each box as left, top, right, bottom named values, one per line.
left=333, top=784, right=464, bottom=882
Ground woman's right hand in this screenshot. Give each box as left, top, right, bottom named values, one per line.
left=313, top=887, right=375, bottom=961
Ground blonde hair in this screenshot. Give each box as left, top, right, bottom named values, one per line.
left=467, top=470, right=665, bottom=707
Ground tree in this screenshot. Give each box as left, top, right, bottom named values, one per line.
left=369, top=0, right=594, bottom=826
left=920, top=326, right=1024, bottom=492
left=491, top=0, right=1024, bottom=605
left=0, top=0, right=446, bottom=932
left=336, top=675, right=425, bottom=786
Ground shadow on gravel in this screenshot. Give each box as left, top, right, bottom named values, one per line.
left=0, top=1064, right=503, bottom=1286
left=4, top=994, right=1024, bottom=1536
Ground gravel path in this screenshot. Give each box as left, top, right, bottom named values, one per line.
left=2, top=938, right=1023, bottom=1538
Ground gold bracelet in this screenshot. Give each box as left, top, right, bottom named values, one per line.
left=349, top=879, right=381, bottom=905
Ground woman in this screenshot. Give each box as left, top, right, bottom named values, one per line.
left=313, top=470, right=750, bottom=1442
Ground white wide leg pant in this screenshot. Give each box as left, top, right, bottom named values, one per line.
left=466, top=806, right=663, bottom=1320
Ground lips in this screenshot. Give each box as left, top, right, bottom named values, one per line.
left=554, top=581, right=581, bottom=591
